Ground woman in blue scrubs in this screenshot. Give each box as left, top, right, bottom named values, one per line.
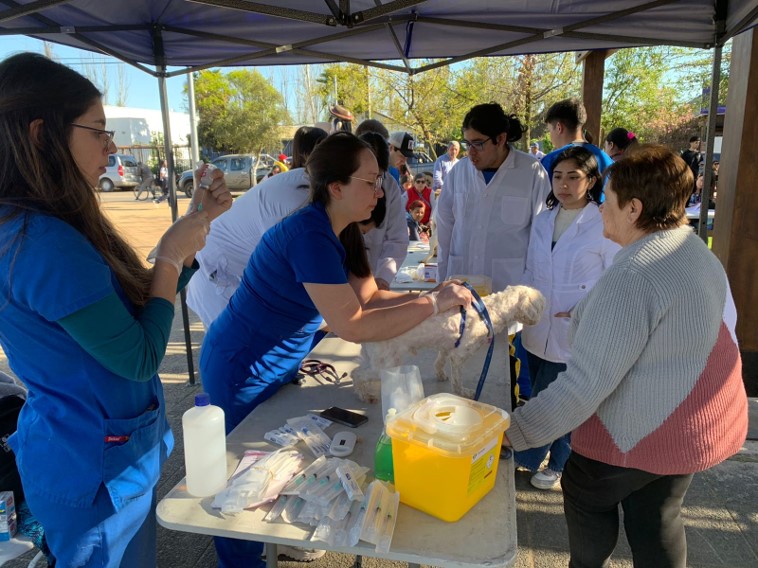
left=0, top=53, right=231, bottom=567
left=200, top=132, right=473, bottom=566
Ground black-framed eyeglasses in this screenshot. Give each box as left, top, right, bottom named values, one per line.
left=414, top=179, right=426, bottom=184
left=71, top=123, right=115, bottom=149
left=349, top=175, right=383, bottom=193
left=464, top=137, right=492, bottom=152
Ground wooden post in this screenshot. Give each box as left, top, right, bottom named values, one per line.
left=581, top=50, right=606, bottom=144
left=712, top=28, right=758, bottom=395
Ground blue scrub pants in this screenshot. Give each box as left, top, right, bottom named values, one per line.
left=514, top=351, right=571, bottom=472
left=25, top=484, right=156, bottom=568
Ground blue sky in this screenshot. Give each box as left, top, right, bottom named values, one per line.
left=0, top=36, right=299, bottom=114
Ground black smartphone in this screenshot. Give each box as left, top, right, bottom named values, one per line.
left=320, top=406, right=368, bottom=428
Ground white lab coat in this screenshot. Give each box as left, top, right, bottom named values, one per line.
left=436, top=148, right=551, bottom=292
left=362, top=174, right=409, bottom=284
left=186, top=168, right=310, bottom=328
left=520, top=203, right=620, bottom=363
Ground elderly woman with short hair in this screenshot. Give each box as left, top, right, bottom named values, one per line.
left=505, top=144, right=748, bottom=568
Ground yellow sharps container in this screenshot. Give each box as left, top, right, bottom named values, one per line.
left=385, top=393, right=510, bottom=522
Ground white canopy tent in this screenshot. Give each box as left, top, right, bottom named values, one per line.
left=2, top=0, right=756, bottom=382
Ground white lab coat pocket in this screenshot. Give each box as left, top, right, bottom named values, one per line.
left=553, top=282, right=591, bottom=315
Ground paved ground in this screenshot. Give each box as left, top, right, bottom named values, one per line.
left=2, top=190, right=757, bottom=567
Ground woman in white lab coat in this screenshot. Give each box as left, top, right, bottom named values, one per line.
left=516, top=146, right=620, bottom=490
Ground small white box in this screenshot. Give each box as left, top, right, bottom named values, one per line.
left=422, top=263, right=438, bottom=282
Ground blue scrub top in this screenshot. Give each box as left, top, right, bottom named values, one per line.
left=203, top=203, right=348, bottom=395
left=0, top=210, right=172, bottom=509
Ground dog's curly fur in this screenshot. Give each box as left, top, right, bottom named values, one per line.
left=351, top=285, right=545, bottom=401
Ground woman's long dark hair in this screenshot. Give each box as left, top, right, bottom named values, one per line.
left=545, top=146, right=602, bottom=209
left=305, top=132, right=374, bottom=278
left=0, top=53, right=152, bottom=306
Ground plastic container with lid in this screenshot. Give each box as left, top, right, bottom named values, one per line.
left=385, top=393, right=509, bottom=522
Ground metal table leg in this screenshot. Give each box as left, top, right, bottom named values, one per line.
left=265, top=543, right=278, bottom=568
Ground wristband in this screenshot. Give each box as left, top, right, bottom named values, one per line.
left=425, top=291, right=439, bottom=316
left=154, top=256, right=182, bottom=276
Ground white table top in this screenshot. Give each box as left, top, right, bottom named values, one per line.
left=685, top=205, right=715, bottom=220
left=157, top=336, right=517, bottom=568
left=391, top=244, right=437, bottom=292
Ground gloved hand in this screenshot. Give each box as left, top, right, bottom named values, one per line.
left=154, top=211, right=210, bottom=275
left=187, top=163, right=232, bottom=221
left=432, top=282, right=473, bottom=315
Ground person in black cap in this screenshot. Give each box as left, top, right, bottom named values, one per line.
left=387, top=131, right=414, bottom=185
left=681, top=135, right=703, bottom=181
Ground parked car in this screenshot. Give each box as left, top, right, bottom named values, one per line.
left=179, top=154, right=273, bottom=197
left=99, top=153, right=140, bottom=192
left=406, top=152, right=435, bottom=176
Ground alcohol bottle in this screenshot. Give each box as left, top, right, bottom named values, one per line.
left=182, top=393, right=227, bottom=497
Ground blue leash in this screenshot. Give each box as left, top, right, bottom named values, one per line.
left=454, top=282, right=495, bottom=401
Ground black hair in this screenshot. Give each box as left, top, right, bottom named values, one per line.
left=305, top=132, right=373, bottom=278
left=358, top=131, right=389, bottom=172
left=354, top=119, right=389, bottom=139
left=357, top=131, right=389, bottom=230
left=545, top=146, right=602, bottom=209
left=0, top=52, right=153, bottom=307
left=291, top=126, right=328, bottom=168
left=545, top=98, right=587, bottom=131
left=359, top=193, right=387, bottom=229
left=462, top=103, right=524, bottom=143
left=605, top=127, right=638, bottom=151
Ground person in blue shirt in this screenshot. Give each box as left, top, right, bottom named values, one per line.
left=541, top=98, right=614, bottom=178
left=0, top=53, right=231, bottom=567
left=200, top=132, right=472, bottom=568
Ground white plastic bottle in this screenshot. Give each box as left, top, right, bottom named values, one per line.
left=182, top=393, right=227, bottom=497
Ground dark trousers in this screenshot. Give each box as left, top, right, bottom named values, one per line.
left=562, top=452, right=693, bottom=568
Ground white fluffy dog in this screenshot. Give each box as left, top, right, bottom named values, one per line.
left=351, top=285, right=545, bottom=401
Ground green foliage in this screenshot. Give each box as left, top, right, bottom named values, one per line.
left=300, top=45, right=728, bottom=156
left=316, top=64, right=370, bottom=117
left=191, top=69, right=291, bottom=153
left=601, top=45, right=729, bottom=148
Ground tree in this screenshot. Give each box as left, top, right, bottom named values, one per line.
left=115, top=64, right=130, bottom=106
left=316, top=63, right=370, bottom=117
left=599, top=46, right=727, bottom=147
left=453, top=53, right=579, bottom=151
left=191, top=69, right=290, bottom=154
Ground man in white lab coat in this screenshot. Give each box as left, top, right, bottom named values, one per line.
left=436, top=103, right=551, bottom=292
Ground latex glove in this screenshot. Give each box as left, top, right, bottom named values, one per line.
left=433, top=282, right=473, bottom=314
left=154, top=211, right=210, bottom=275
left=187, top=163, right=232, bottom=221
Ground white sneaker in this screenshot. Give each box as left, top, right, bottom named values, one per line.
left=530, top=468, right=561, bottom=490
left=278, top=545, right=326, bottom=562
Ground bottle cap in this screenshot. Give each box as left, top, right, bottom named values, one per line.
left=195, top=393, right=211, bottom=407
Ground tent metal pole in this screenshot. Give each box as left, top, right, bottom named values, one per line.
left=154, top=26, right=198, bottom=385
left=699, top=44, right=721, bottom=244
left=187, top=71, right=200, bottom=167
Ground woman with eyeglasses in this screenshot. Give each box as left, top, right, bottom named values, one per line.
left=0, top=53, right=232, bottom=566
left=405, top=173, right=433, bottom=224
left=199, top=132, right=472, bottom=567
